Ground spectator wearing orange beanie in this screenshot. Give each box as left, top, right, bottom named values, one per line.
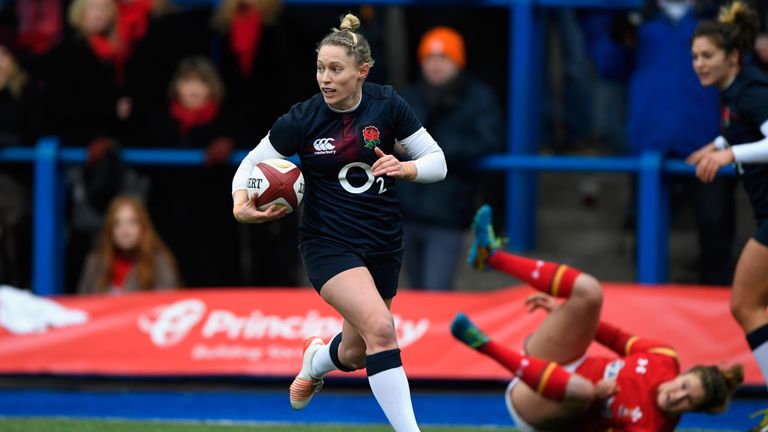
left=418, top=26, right=466, bottom=68
left=399, top=26, right=504, bottom=291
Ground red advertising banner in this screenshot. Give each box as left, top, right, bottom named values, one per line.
left=0, top=285, right=760, bottom=385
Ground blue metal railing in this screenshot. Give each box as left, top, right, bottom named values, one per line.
left=1, top=141, right=735, bottom=295
left=478, top=152, right=736, bottom=285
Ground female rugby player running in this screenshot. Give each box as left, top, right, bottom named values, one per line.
left=231, top=13, right=446, bottom=432
left=687, top=1, right=768, bottom=400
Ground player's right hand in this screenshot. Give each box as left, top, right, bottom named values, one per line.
left=695, top=148, right=734, bottom=183
left=595, top=378, right=620, bottom=399
left=685, top=141, right=716, bottom=165
left=232, top=191, right=288, bottom=223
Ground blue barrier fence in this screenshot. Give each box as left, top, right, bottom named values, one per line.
left=0, top=140, right=735, bottom=295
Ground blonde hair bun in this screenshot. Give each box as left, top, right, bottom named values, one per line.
left=339, top=14, right=361, bottom=32
left=719, top=0, right=751, bottom=24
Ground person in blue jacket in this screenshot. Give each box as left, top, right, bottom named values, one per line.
left=597, top=0, right=736, bottom=284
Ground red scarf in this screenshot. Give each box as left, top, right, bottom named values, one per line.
left=170, top=99, right=220, bottom=136
left=88, top=34, right=127, bottom=84
left=117, top=0, right=152, bottom=50
left=112, top=253, right=135, bottom=290
left=229, top=8, right=262, bottom=77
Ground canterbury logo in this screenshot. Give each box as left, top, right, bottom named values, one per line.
left=313, top=138, right=336, bottom=151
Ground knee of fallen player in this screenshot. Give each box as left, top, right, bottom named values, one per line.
left=572, top=273, right=603, bottom=308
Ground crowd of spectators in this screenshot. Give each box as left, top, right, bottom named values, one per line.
left=0, top=0, right=766, bottom=293
left=0, top=0, right=306, bottom=291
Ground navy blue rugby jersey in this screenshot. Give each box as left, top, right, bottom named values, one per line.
left=268, top=82, right=422, bottom=251
left=721, top=65, right=768, bottom=221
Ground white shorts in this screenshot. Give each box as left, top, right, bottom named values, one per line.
left=503, top=355, right=586, bottom=432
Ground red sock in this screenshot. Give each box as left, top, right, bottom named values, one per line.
left=595, top=321, right=635, bottom=356
left=479, top=340, right=571, bottom=401
left=488, top=251, right=580, bottom=298
left=596, top=321, right=673, bottom=357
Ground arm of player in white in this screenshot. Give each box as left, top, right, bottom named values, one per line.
left=399, top=127, right=447, bottom=183
left=731, top=119, right=768, bottom=164
left=231, top=134, right=289, bottom=195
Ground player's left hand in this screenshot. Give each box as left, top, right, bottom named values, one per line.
left=524, top=293, right=558, bottom=313
left=372, top=147, right=415, bottom=179
left=694, top=149, right=734, bottom=183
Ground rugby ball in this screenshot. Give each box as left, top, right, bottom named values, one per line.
left=246, top=159, right=304, bottom=213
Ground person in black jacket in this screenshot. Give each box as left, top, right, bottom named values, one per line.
left=46, top=0, right=130, bottom=147
left=397, top=26, right=503, bottom=291
left=137, top=55, right=243, bottom=288
left=210, top=0, right=291, bottom=142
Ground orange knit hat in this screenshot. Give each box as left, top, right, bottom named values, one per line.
left=418, top=26, right=465, bottom=68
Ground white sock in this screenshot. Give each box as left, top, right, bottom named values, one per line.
left=368, top=366, right=420, bottom=432
left=310, top=344, right=338, bottom=379
left=753, top=341, right=768, bottom=390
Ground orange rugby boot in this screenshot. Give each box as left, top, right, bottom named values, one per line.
left=289, top=336, right=325, bottom=410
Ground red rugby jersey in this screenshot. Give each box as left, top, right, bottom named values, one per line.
left=574, top=323, right=682, bottom=432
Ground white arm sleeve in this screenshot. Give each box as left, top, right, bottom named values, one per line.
left=231, top=134, right=288, bottom=194
left=731, top=120, right=768, bottom=164
left=399, top=127, right=447, bottom=183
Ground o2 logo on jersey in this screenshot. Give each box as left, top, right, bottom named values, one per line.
left=338, top=162, right=386, bottom=195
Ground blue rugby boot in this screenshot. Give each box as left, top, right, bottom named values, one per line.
left=451, top=312, right=490, bottom=350
left=467, top=204, right=502, bottom=271
left=749, top=408, right=768, bottom=432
